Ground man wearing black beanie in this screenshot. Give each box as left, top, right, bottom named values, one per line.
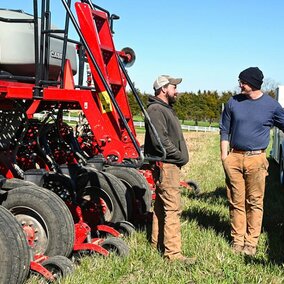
left=219, top=67, right=284, bottom=256
left=238, top=67, right=264, bottom=90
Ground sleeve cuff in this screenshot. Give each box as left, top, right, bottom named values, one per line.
left=220, top=133, right=229, bottom=141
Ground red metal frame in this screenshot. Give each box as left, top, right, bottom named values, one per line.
left=0, top=2, right=140, bottom=163
left=0, top=1, right=144, bottom=282
left=0, top=0, right=155, bottom=206
left=30, top=257, right=55, bottom=281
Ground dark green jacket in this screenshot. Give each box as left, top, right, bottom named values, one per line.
left=144, top=96, right=189, bottom=167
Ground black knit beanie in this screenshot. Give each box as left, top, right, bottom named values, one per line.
left=238, top=67, right=264, bottom=90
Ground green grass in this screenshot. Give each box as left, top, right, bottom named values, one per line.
left=134, top=127, right=146, bottom=133
left=27, top=132, right=284, bottom=284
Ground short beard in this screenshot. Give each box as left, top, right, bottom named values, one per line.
left=167, top=95, right=176, bottom=105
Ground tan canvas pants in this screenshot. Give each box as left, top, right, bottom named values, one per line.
left=223, top=152, right=268, bottom=247
left=151, top=163, right=182, bottom=260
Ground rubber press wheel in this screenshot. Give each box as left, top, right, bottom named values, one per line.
left=104, top=166, right=152, bottom=220
left=41, top=255, right=75, bottom=280
left=0, top=185, right=75, bottom=257
left=101, top=237, right=130, bottom=257
left=187, top=180, right=201, bottom=195
left=114, top=220, right=136, bottom=236
left=0, top=205, right=31, bottom=284
left=76, top=169, right=129, bottom=223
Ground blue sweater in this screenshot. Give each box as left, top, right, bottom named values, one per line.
left=220, top=93, right=284, bottom=150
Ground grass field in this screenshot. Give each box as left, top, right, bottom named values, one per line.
left=27, top=132, right=284, bottom=284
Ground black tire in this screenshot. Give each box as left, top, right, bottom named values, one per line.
left=1, top=178, right=36, bottom=190
left=76, top=169, right=128, bottom=224
left=104, top=166, right=152, bottom=220
left=0, top=205, right=31, bottom=284
left=114, top=220, right=136, bottom=236
left=41, top=255, right=75, bottom=280
left=101, top=237, right=129, bottom=257
left=187, top=180, right=201, bottom=195
left=0, top=185, right=75, bottom=258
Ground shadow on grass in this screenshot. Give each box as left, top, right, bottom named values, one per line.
left=182, top=186, right=231, bottom=243
left=262, top=157, right=284, bottom=264
left=149, top=162, right=284, bottom=264
left=186, top=186, right=228, bottom=206
left=184, top=159, right=284, bottom=264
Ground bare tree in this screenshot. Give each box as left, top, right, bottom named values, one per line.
left=262, top=78, right=280, bottom=94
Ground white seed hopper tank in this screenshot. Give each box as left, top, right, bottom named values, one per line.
left=0, top=9, right=77, bottom=80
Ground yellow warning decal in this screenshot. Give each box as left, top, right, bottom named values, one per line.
left=99, top=91, right=113, bottom=113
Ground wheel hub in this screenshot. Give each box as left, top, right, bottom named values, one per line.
left=15, top=213, right=48, bottom=255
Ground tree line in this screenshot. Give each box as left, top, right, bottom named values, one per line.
left=127, top=90, right=233, bottom=126
left=127, top=79, right=277, bottom=126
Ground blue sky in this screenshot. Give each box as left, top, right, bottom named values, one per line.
left=1, top=0, right=284, bottom=94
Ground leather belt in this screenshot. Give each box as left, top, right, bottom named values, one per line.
left=231, top=149, right=265, bottom=156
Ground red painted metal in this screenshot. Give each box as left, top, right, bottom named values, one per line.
left=139, top=168, right=156, bottom=200
left=0, top=0, right=156, bottom=261
left=72, top=205, right=117, bottom=256
left=73, top=224, right=109, bottom=257
left=30, top=260, right=55, bottom=281
left=22, top=224, right=36, bottom=247
left=180, top=180, right=191, bottom=189
left=30, top=255, right=56, bottom=282
left=74, top=3, right=139, bottom=162
left=0, top=2, right=143, bottom=282
left=0, top=4, right=140, bottom=163
left=96, top=224, right=121, bottom=237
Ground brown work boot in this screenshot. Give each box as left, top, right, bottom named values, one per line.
left=231, top=244, right=244, bottom=254
left=167, top=255, right=197, bottom=265
left=243, top=245, right=256, bottom=256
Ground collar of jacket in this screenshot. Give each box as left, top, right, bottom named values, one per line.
left=147, top=96, right=172, bottom=109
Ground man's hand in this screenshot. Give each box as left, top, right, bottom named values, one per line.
left=220, top=140, right=229, bottom=162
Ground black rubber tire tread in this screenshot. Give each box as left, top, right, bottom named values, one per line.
left=0, top=205, right=31, bottom=284
left=41, top=255, right=75, bottom=280
left=104, top=166, right=152, bottom=215
left=1, top=178, right=36, bottom=190
left=101, top=171, right=129, bottom=221
left=101, top=236, right=130, bottom=257
left=77, top=168, right=128, bottom=223
left=0, top=185, right=75, bottom=257
left=114, top=220, right=136, bottom=236
left=187, top=180, right=201, bottom=195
